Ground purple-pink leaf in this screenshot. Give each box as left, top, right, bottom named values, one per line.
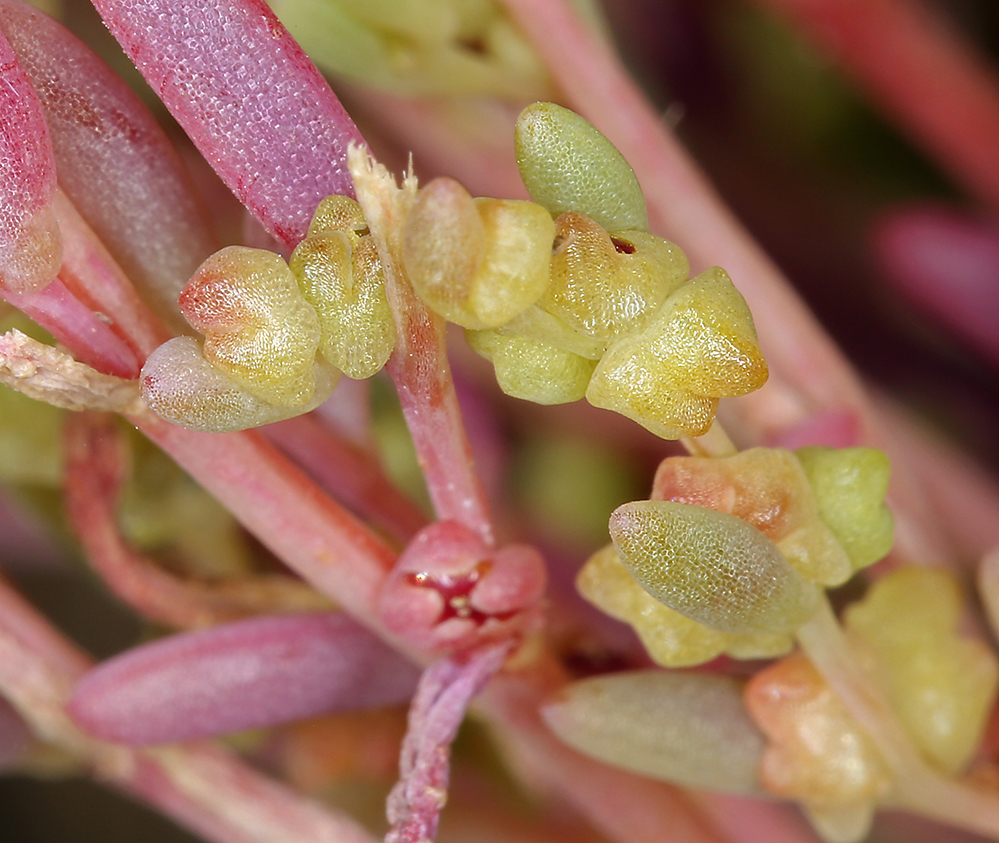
left=0, top=23, right=60, bottom=293
left=68, top=612, right=420, bottom=746
left=0, top=0, right=217, bottom=329
left=90, top=0, right=364, bottom=248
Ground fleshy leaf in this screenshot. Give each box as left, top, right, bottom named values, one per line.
left=0, top=24, right=60, bottom=293
left=652, top=448, right=852, bottom=587
left=587, top=268, right=767, bottom=439
left=140, top=336, right=339, bottom=433
left=610, top=501, right=820, bottom=635
left=543, top=213, right=688, bottom=342
left=180, top=246, right=324, bottom=407
left=543, top=670, right=766, bottom=794
left=403, top=178, right=554, bottom=329
left=515, top=102, right=648, bottom=231
left=844, top=566, right=999, bottom=775
left=0, top=0, right=216, bottom=327
left=577, top=544, right=792, bottom=667
left=291, top=196, right=394, bottom=379
left=90, top=0, right=363, bottom=247
left=68, top=612, right=420, bottom=745
left=465, top=329, right=596, bottom=405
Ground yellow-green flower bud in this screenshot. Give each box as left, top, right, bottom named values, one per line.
left=515, top=102, right=648, bottom=231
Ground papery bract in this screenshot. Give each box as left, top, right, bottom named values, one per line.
left=68, top=612, right=421, bottom=745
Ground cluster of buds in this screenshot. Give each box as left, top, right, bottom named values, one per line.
left=578, top=445, right=894, bottom=667
left=141, top=196, right=392, bottom=432
left=747, top=566, right=999, bottom=841
left=408, top=103, right=769, bottom=438
left=140, top=102, right=767, bottom=441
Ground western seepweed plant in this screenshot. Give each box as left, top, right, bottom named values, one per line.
left=1, top=2, right=999, bottom=843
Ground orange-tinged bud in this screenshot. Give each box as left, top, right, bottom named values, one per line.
left=180, top=246, right=322, bottom=407
left=652, top=448, right=852, bottom=587
left=745, top=652, right=891, bottom=837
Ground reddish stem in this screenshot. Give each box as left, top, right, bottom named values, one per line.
left=264, top=413, right=427, bottom=546
left=386, top=642, right=513, bottom=843
left=132, top=410, right=403, bottom=646
left=386, top=312, right=494, bottom=547
left=53, top=191, right=171, bottom=359
left=64, top=412, right=331, bottom=629
left=2, top=278, right=139, bottom=377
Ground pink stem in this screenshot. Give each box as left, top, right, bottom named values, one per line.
left=386, top=292, right=494, bottom=546
left=499, top=0, right=868, bottom=430
left=2, top=278, right=139, bottom=377
left=132, top=410, right=403, bottom=644
left=53, top=190, right=171, bottom=359
left=0, top=574, right=378, bottom=843
left=386, top=642, right=513, bottom=843
left=64, top=412, right=330, bottom=629
left=752, top=0, right=999, bottom=212
left=264, top=413, right=427, bottom=546
left=91, top=0, right=363, bottom=248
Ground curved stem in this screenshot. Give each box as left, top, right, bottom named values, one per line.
left=264, top=413, right=427, bottom=546
left=133, top=410, right=402, bottom=647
